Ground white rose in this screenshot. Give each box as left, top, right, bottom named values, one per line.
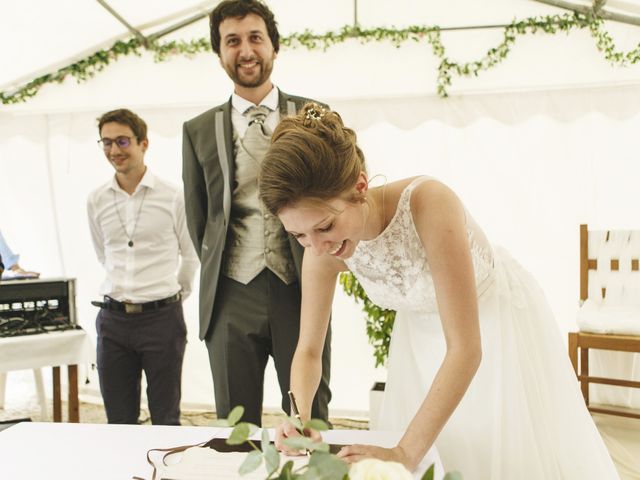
left=349, top=458, right=413, bottom=480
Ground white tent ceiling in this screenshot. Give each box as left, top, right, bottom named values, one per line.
left=0, top=0, right=571, bottom=91
left=3, top=0, right=640, bottom=114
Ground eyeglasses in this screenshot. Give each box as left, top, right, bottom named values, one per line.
left=98, top=136, right=133, bottom=150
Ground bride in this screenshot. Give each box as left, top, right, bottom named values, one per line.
left=259, top=103, right=619, bottom=479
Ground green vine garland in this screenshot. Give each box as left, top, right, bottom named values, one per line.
left=3, top=11, right=640, bottom=106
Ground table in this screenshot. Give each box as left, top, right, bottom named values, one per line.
left=0, top=422, right=444, bottom=479
left=0, top=329, right=94, bottom=422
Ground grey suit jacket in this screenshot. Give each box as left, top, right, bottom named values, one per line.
left=182, top=90, right=323, bottom=339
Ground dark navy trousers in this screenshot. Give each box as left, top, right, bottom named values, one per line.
left=96, top=301, right=186, bottom=425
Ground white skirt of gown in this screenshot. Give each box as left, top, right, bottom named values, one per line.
left=377, top=248, right=619, bottom=480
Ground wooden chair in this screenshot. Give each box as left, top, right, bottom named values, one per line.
left=568, top=224, right=640, bottom=419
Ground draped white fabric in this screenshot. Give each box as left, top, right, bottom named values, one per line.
left=2, top=84, right=640, bottom=414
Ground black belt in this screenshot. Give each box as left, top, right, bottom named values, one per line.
left=91, top=293, right=181, bottom=314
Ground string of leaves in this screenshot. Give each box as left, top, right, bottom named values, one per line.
left=3, top=11, right=640, bottom=106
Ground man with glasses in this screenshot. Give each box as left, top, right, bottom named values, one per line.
left=87, top=108, right=198, bottom=425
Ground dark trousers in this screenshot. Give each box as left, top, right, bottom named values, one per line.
left=206, top=269, right=331, bottom=426
left=96, top=301, right=186, bottom=425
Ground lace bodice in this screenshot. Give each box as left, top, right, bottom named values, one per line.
left=344, top=178, right=495, bottom=313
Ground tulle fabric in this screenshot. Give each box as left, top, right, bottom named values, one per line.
left=378, top=248, right=620, bottom=479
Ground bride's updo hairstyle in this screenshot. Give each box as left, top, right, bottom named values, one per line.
left=260, top=102, right=366, bottom=216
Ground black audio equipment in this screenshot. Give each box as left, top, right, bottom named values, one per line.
left=0, top=278, right=78, bottom=337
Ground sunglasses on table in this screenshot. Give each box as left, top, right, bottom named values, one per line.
left=97, top=136, right=134, bottom=149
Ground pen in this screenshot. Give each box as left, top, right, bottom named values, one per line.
left=287, top=390, right=311, bottom=457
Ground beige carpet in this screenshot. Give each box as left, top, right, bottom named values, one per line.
left=593, top=412, right=640, bottom=480
left=0, top=396, right=368, bottom=430
left=0, top=370, right=367, bottom=429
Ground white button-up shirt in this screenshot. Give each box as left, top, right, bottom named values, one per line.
left=87, top=169, right=199, bottom=303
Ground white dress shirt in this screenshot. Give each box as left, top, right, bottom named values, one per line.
left=87, top=169, right=199, bottom=303
left=231, top=85, right=280, bottom=137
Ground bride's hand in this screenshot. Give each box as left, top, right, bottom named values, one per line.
left=274, top=420, right=322, bottom=456
left=336, top=444, right=416, bottom=471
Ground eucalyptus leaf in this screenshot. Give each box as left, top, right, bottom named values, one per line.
left=282, top=436, right=314, bottom=450
left=309, top=442, right=330, bottom=453
left=280, top=436, right=328, bottom=452
left=421, top=463, right=435, bottom=480
left=275, top=460, right=295, bottom=480
left=264, top=443, right=281, bottom=475
left=227, top=405, right=245, bottom=426
left=227, top=422, right=251, bottom=445
left=301, top=452, right=348, bottom=480
left=289, top=416, right=303, bottom=430
left=261, top=428, right=271, bottom=451
left=238, top=450, right=263, bottom=475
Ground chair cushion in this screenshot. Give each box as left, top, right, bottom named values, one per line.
left=577, top=299, right=640, bottom=335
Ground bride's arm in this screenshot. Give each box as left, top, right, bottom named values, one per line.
left=275, top=249, right=345, bottom=452
left=338, top=180, right=482, bottom=470
left=291, top=251, right=344, bottom=421
left=399, top=180, right=482, bottom=468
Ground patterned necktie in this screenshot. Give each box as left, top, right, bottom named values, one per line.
left=242, top=105, right=272, bottom=162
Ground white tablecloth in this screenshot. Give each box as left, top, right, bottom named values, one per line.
left=0, top=329, right=94, bottom=372
left=0, top=422, right=444, bottom=480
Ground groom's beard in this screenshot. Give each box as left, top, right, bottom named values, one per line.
left=226, top=54, right=275, bottom=89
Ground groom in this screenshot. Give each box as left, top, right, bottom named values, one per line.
left=182, top=0, right=331, bottom=426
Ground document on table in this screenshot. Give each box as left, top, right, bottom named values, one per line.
left=154, top=446, right=308, bottom=480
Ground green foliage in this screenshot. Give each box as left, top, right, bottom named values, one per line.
left=421, top=464, right=435, bottom=480
left=228, top=422, right=259, bottom=445
left=211, top=407, right=446, bottom=479
left=1, top=38, right=144, bottom=105
left=282, top=436, right=329, bottom=453
left=227, top=404, right=246, bottom=425
left=217, top=410, right=348, bottom=479
left=339, top=272, right=395, bottom=368
left=305, top=419, right=331, bottom=432
left=211, top=405, right=246, bottom=427
left=240, top=450, right=264, bottom=475
left=304, top=451, right=349, bottom=479
left=3, top=8, right=640, bottom=105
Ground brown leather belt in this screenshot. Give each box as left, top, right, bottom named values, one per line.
left=91, top=293, right=181, bottom=314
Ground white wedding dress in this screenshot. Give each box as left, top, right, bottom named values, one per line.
left=344, top=177, right=619, bottom=480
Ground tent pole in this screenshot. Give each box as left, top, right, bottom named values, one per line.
left=533, top=0, right=640, bottom=26
left=354, top=0, right=359, bottom=27
left=96, top=0, right=148, bottom=46
left=148, top=12, right=211, bottom=42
